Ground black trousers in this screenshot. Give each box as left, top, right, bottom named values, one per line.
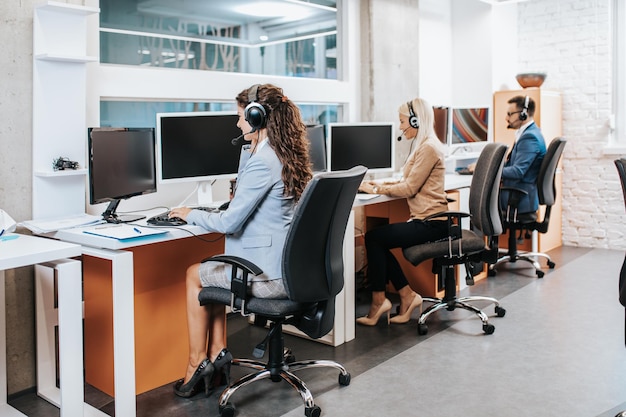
left=364, top=219, right=448, bottom=292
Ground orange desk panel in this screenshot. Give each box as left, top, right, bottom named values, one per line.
left=83, top=234, right=224, bottom=396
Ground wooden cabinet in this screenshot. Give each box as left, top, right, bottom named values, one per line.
left=32, top=2, right=99, bottom=219
left=492, top=88, right=563, bottom=253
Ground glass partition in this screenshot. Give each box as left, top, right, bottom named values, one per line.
left=100, top=101, right=341, bottom=131
left=100, top=0, right=338, bottom=79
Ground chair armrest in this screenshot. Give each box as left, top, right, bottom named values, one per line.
left=201, top=254, right=263, bottom=275
left=201, top=254, right=263, bottom=316
left=501, top=186, right=528, bottom=210
left=424, top=211, right=470, bottom=241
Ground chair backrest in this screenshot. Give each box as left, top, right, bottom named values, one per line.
left=538, top=137, right=567, bottom=206
left=615, top=158, right=626, bottom=209
left=468, top=143, right=508, bottom=237
left=615, top=159, right=626, bottom=310
left=281, top=165, right=366, bottom=303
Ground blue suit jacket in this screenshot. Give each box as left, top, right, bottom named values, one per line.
left=186, top=142, right=294, bottom=281
left=499, top=122, right=547, bottom=214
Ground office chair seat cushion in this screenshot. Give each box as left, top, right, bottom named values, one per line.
left=198, top=286, right=315, bottom=319
left=402, top=229, right=486, bottom=266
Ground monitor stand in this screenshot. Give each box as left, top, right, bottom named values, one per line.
left=196, top=181, right=216, bottom=206
left=102, top=199, right=146, bottom=224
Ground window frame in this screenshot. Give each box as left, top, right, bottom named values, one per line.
left=608, top=0, right=626, bottom=153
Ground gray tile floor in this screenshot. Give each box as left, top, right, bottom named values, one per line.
left=9, top=246, right=626, bottom=417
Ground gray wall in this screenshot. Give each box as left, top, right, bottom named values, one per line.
left=1, top=0, right=38, bottom=394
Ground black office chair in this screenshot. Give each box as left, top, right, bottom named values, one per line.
left=615, top=159, right=626, bottom=343
left=489, top=137, right=567, bottom=278
left=402, top=143, right=508, bottom=335
left=198, top=165, right=366, bottom=417
left=614, top=159, right=626, bottom=417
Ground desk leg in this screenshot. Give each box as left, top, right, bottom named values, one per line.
left=82, top=248, right=136, bottom=417
left=0, top=270, right=27, bottom=416
left=343, top=210, right=356, bottom=343
left=35, top=259, right=84, bottom=417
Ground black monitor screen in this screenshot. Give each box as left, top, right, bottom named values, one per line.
left=451, top=108, right=489, bottom=144
left=88, top=127, right=157, bottom=205
left=306, top=125, right=327, bottom=172
left=157, top=112, right=241, bottom=183
left=433, top=106, right=450, bottom=145
left=327, top=123, right=394, bottom=173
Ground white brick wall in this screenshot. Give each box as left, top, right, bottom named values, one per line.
left=518, top=0, right=626, bottom=250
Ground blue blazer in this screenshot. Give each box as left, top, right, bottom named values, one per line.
left=186, top=142, right=295, bottom=281
left=499, top=122, right=547, bottom=214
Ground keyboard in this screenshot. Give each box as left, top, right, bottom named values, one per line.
left=146, top=212, right=187, bottom=226
left=193, top=206, right=221, bottom=213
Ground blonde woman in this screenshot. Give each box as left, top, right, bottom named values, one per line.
left=357, top=98, right=449, bottom=326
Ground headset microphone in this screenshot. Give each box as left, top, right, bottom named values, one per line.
left=231, top=127, right=257, bottom=146
left=397, top=128, right=409, bottom=141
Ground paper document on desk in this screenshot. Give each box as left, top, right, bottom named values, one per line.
left=356, top=194, right=380, bottom=201
left=22, top=213, right=105, bottom=233
left=83, top=224, right=168, bottom=241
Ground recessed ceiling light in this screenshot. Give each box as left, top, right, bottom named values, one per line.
left=232, top=1, right=313, bottom=19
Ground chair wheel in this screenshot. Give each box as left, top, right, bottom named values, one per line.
left=495, top=306, right=506, bottom=317
left=305, top=405, right=321, bottom=417
left=339, top=372, right=351, bottom=386
left=417, top=323, right=428, bottom=335
left=219, top=403, right=236, bottom=417
left=487, top=268, right=497, bottom=277
left=483, top=323, right=495, bottom=334
left=547, top=260, right=555, bottom=268
left=536, top=270, right=545, bottom=278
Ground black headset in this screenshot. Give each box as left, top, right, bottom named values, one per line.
left=519, top=95, right=530, bottom=121
left=244, top=84, right=267, bottom=131
left=407, top=100, right=420, bottom=129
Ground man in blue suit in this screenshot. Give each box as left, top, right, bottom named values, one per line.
left=499, top=95, right=547, bottom=215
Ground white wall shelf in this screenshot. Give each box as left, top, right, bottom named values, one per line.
left=34, top=169, right=88, bottom=178
left=36, top=1, right=99, bottom=15
left=35, top=54, right=98, bottom=63
left=32, top=1, right=100, bottom=219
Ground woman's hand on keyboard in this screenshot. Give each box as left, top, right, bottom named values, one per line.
left=168, top=206, right=192, bottom=221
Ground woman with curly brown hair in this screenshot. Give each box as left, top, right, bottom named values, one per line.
left=169, top=83, right=313, bottom=398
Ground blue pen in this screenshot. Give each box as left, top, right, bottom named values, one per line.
left=133, top=227, right=142, bottom=234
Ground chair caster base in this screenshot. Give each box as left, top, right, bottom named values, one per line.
left=495, top=306, right=506, bottom=317
left=219, top=403, right=236, bottom=417
left=547, top=260, right=556, bottom=268
left=483, top=323, right=495, bottom=334
left=418, top=323, right=428, bottom=335
left=305, top=405, right=322, bottom=417
left=339, top=372, right=351, bottom=386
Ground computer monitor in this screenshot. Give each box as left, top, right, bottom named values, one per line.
left=88, top=127, right=157, bottom=223
left=327, top=122, right=395, bottom=173
left=433, top=106, right=450, bottom=145
left=451, top=107, right=489, bottom=144
left=156, top=111, right=241, bottom=204
left=306, top=125, right=327, bottom=172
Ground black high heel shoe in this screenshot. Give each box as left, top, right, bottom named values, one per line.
left=174, top=358, right=215, bottom=398
left=212, top=348, right=233, bottom=387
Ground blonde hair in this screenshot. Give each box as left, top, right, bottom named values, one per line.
left=398, top=98, right=441, bottom=145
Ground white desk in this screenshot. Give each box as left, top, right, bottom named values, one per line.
left=50, top=216, right=223, bottom=417
left=48, top=175, right=472, bottom=417
left=0, top=233, right=82, bottom=417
